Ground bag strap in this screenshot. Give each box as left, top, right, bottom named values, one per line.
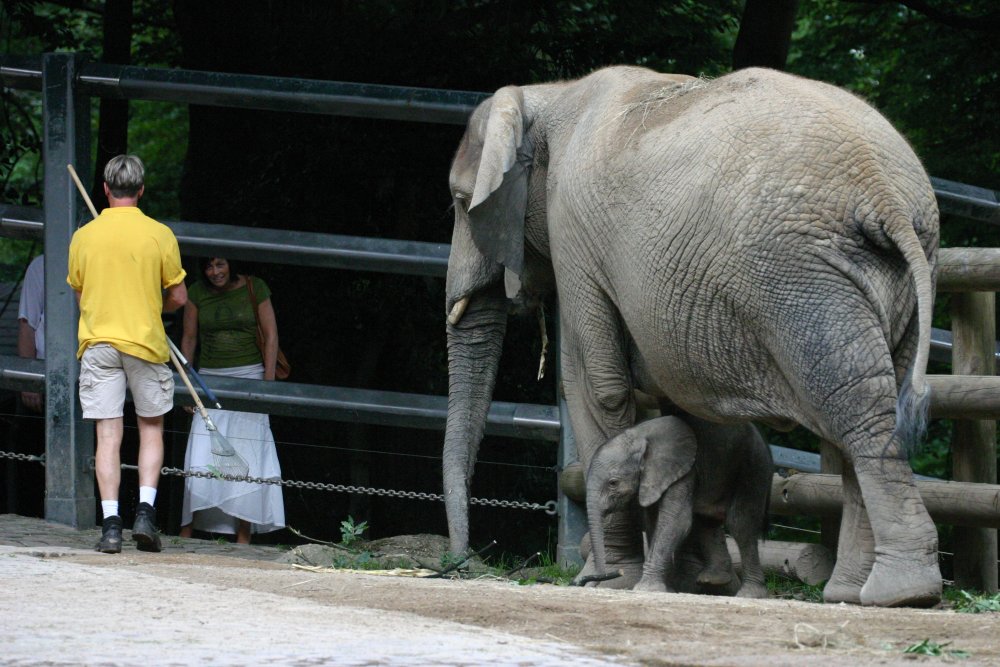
left=245, top=276, right=262, bottom=326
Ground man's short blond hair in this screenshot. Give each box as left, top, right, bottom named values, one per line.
left=104, top=155, right=145, bottom=198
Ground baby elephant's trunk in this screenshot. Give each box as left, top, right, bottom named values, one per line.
left=586, top=474, right=608, bottom=575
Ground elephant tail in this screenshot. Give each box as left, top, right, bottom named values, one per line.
left=884, top=215, right=933, bottom=456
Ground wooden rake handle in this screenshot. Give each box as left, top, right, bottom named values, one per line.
left=66, top=164, right=99, bottom=220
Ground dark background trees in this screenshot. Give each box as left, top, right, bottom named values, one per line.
left=2, top=0, right=998, bottom=558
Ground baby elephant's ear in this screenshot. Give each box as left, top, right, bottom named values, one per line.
left=638, top=417, right=698, bottom=508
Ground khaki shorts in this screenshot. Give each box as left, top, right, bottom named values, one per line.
left=79, top=344, right=174, bottom=419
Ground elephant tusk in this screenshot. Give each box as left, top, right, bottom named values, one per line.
left=448, top=297, right=470, bottom=325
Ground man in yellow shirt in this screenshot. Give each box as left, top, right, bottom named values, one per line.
left=67, top=155, right=188, bottom=554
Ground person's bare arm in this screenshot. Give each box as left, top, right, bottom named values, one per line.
left=180, top=301, right=199, bottom=364
left=17, top=319, right=42, bottom=412
left=257, top=298, right=279, bottom=382
left=163, top=281, right=188, bottom=313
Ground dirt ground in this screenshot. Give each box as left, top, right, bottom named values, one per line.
left=4, top=523, right=1000, bottom=667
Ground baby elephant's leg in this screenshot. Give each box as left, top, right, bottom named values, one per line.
left=693, top=517, right=733, bottom=588
left=635, top=475, right=696, bottom=592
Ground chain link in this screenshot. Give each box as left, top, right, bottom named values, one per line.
left=0, top=450, right=44, bottom=464
left=1, top=447, right=557, bottom=515
left=109, top=462, right=557, bottom=515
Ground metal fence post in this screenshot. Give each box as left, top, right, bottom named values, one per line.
left=554, top=308, right=585, bottom=567
left=951, top=291, right=998, bottom=592
left=42, top=52, right=94, bottom=528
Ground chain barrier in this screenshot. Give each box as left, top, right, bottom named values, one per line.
left=1, top=448, right=558, bottom=515
left=0, top=450, right=44, bottom=464
left=133, top=463, right=559, bottom=515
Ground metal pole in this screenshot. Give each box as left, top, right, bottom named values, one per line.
left=42, top=53, right=94, bottom=528
left=554, top=308, right=585, bottom=567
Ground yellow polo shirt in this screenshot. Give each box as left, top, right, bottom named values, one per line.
left=67, top=207, right=186, bottom=362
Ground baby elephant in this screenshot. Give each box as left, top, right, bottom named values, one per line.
left=586, top=415, right=772, bottom=597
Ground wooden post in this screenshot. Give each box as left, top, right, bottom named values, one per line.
left=726, top=538, right=834, bottom=586
left=771, top=473, right=1000, bottom=528
left=818, top=440, right=842, bottom=554
left=951, top=291, right=998, bottom=593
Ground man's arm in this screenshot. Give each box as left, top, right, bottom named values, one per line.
left=163, top=281, right=188, bottom=313
left=17, top=319, right=42, bottom=413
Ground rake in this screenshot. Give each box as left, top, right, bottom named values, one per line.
left=167, top=347, right=249, bottom=479
left=66, top=163, right=248, bottom=478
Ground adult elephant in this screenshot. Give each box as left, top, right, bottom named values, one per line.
left=443, top=66, right=940, bottom=607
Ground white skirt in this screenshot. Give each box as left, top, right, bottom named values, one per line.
left=181, top=363, right=285, bottom=535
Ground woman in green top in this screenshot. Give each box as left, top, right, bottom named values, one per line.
left=178, top=257, right=285, bottom=543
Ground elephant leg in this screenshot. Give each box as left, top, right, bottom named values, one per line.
left=693, top=519, right=733, bottom=588
left=854, top=451, right=941, bottom=607
left=636, top=479, right=696, bottom=592
left=559, top=289, right=643, bottom=588
left=727, top=515, right=768, bottom=599
left=823, top=463, right=874, bottom=604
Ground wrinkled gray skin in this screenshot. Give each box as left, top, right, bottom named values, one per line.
left=444, top=66, right=940, bottom=607
left=586, top=416, right=771, bottom=597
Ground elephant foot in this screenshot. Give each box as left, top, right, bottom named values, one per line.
left=633, top=574, right=669, bottom=593
left=696, top=566, right=733, bottom=588
left=823, top=578, right=863, bottom=605
left=736, top=581, right=769, bottom=599
left=859, top=548, right=942, bottom=608
left=576, top=555, right=643, bottom=589
left=823, top=547, right=872, bottom=605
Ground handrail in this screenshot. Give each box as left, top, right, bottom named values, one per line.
left=1, top=55, right=485, bottom=125
left=4, top=55, right=998, bottom=221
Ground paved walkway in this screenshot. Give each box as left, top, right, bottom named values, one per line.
left=0, top=514, right=629, bottom=667
left=0, top=512, right=285, bottom=562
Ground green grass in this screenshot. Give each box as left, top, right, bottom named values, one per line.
left=766, top=573, right=825, bottom=603
left=903, top=639, right=970, bottom=659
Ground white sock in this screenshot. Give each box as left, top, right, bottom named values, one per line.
left=101, top=500, right=119, bottom=519
left=139, top=486, right=157, bottom=507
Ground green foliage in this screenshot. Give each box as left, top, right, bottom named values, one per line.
left=339, top=516, right=368, bottom=547
left=438, top=550, right=469, bottom=572
left=520, top=551, right=580, bottom=586
left=903, top=638, right=970, bottom=659
left=766, top=573, right=825, bottom=603
left=949, top=589, right=1000, bottom=614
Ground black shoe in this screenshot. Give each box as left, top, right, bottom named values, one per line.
left=96, top=516, right=123, bottom=554
left=132, top=502, right=162, bottom=553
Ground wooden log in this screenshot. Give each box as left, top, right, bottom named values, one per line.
left=928, top=375, right=1000, bottom=419
left=726, top=537, right=834, bottom=587
left=818, top=440, right=843, bottom=554
left=580, top=532, right=833, bottom=587
left=950, top=291, right=997, bottom=592
left=771, top=473, right=1000, bottom=529
left=937, top=248, right=1000, bottom=292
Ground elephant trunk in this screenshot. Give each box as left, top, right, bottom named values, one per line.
left=586, top=470, right=608, bottom=575
left=443, top=287, right=508, bottom=555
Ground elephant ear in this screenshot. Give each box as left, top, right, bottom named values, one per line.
left=467, top=85, right=532, bottom=277
left=638, top=417, right=698, bottom=508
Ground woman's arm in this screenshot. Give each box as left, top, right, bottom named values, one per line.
left=181, top=301, right=199, bottom=365
left=257, top=297, right=279, bottom=381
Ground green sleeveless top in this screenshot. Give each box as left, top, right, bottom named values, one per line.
left=189, top=276, right=271, bottom=369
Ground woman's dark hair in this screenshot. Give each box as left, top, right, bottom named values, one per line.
left=197, top=257, right=243, bottom=288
